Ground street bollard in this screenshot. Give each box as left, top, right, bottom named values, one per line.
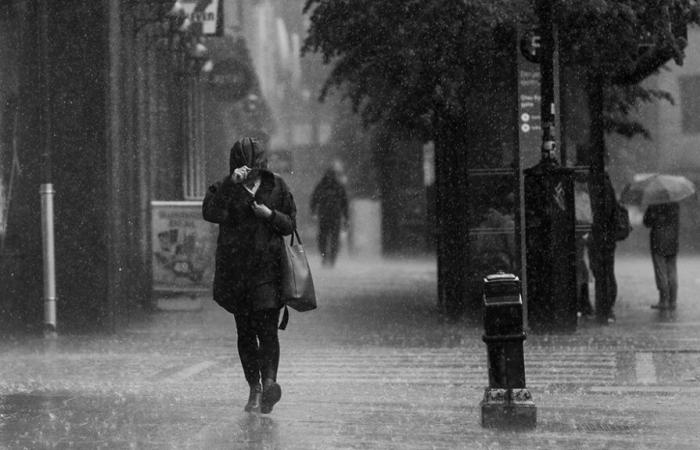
left=480, top=272, right=536, bottom=428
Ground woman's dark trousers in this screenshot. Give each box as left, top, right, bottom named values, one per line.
left=232, top=285, right=281, bottom=386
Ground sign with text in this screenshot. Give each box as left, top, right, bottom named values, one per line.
left=152, top=201, right=217, bottom=292
left=182, top=0, right=221, bottom=35
left=517, top=25, right=543, bottom=169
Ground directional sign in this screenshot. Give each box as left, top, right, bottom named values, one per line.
left=517, top=24, right=543, bottom=169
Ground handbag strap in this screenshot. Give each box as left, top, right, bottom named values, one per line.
left=289, top=229, right=302, bottom=246
left=279, top=305, right=289, bottom=330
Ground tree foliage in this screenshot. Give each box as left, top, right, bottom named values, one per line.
left=303, top=0, right=529, bottom=135
left=303, top=0, right=699, bottom=140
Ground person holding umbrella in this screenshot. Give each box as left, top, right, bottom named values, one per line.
left=622, top=174, right=696, bottom=311
left=643, top=202, right=680, bottom=310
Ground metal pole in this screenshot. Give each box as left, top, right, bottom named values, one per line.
left=40, top=184, right=57, bottom=334
left=538, top=0, right=558, bottom=162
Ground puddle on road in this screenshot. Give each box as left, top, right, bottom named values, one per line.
left=0, top=392, right=198, bottom=448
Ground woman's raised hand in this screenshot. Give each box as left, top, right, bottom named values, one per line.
left=231, top=166, right=251, bottom=183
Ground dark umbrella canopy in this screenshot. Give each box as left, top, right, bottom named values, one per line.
left=620, top=174, right=696, bottom=206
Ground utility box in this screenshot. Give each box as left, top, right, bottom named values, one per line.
left=524, top=163, right=577, bottom=332
left=481, top=273, right=536, bottom=429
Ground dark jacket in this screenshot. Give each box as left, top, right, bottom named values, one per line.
left=203, top=139, right=296, bottom=312
left=589, top=172, right=618, bottom=251
left=643, top=203, right=679, bottom=256
left=310, top=171, right=348, bottom=223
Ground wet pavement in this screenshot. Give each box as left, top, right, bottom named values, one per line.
left=2, top=254, right=700, bottom=449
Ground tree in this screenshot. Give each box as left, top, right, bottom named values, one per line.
left=304, top=0, right=698, bottom=150
left=556, top=0, right=698, bottom=171
left=303, top=0, right=699, bottom=316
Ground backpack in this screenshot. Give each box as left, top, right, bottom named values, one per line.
left=614, top=202, right=632, bottom=241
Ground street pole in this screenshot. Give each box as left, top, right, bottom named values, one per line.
left=39, top=0, right=57, bottom=337
left=537, top=0, right=557, bottom=163
left=524, top=0, right=578, bottom=331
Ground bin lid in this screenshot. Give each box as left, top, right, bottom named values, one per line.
left=483, top=272, right=519, bottom=283
left=483, top=272, right=521, bottom=305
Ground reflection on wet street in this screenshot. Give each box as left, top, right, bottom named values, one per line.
left=2, top=255, right=700, bottom=448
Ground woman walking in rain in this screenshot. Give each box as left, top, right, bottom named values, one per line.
left=203, top=137, right=297, bottom=414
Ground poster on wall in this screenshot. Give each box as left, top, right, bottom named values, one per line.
left=151, top=201, right=217, bottom=293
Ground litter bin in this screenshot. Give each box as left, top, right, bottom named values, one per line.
left=524, top=162, right=577, bottom=332
left=480, top=272, right=536, bottom=428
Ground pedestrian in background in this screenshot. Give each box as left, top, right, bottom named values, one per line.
left=310, top=160, right=349, bottom=267
left=575, top=175, right=594, bottom=318
left=202, top=137, right=297, bottom=414
left=643, top=202, right=680, bottom=311
left=588, top=171, right=619, bottom=324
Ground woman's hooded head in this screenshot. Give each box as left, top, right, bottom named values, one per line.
left=229, top=137, right=268, bottom=174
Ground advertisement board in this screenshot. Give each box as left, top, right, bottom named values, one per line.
left=152, top=201, right=216, bottom=293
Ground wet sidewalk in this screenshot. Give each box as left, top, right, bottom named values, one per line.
left=2, top=254, right=700, bottom=449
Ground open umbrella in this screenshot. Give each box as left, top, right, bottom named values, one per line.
left=620, top=174, right=696, bottom=206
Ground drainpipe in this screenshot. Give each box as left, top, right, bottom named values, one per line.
left=40, top=184, right=56, bottom=335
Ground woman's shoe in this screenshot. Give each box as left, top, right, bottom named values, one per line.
left=261, top=378, right=281, bottom=414
left=244, top=384, right=262, bottom=412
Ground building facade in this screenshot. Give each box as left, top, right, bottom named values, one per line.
left=0, top=0, right=351, bottom=332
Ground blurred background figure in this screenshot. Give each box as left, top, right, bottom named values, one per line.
left=622, top=173, right=696, bottom=311
left=644, top=202, right=680, bottom=311
left=589, top=170, right=620, bottom=324
left=310, top=159, right=349, bottom=267
left=574, top=174, right=594, bottom=318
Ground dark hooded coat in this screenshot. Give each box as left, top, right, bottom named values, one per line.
left=202, top=138, right=296, bottom=313
left=310, top=170, right=348, bottom=225
left=643, top=202, right=679, bottom=257
left=589, top=172, right=618, bottom=251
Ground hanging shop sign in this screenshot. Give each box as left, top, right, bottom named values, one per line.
left=182, top=0, right=222, bottom=36
left=151, top=201, right=217, bottom=292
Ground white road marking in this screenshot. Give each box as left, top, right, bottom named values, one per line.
left=635, top=352, right=657, bottom=384
left=590, top=385, right=700, bottom=394
left=163, top=361, right=218, bottom=383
